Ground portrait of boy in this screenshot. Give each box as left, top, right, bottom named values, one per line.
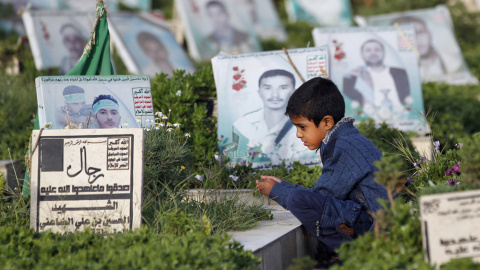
left=256, top=77, right=388, bottom=267
left=92, top=95, right=121, bottom=129
left=55, top=85, right=92, bottom=128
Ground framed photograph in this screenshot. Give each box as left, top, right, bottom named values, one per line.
left=360, top=5, right=478, bottom=85
left=284, top=0, right=352, bottom=26
left=313, top=25, right=428, bottom=134
left=35, top=75, right=154, bottom=130
left=22, top=10, right=95, bottom=74
left=109, top=12, right=195, bottom=77
left=212, top=46, right=329, bottom=168
left=175, top=0, right=262, bottom=61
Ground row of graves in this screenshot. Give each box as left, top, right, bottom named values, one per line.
left=3, top=0, right=480, bottom=267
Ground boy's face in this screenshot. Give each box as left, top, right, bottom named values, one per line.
left=290, top=115, right=333, bottom=150
left=95, top=107, right=121, bottom=128
left=66, top=100, right=85, bottom=114
left=258, top=75, right=294, bottom=110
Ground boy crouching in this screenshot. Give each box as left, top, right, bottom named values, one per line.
left=256, top=77, right=389, bottom=266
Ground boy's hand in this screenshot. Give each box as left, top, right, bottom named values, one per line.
left=260, top=175, right=282, bottom=183
left=256, top=177, right=277, bottom=197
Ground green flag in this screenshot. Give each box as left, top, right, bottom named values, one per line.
left=25, top=1, right=114, bottom=195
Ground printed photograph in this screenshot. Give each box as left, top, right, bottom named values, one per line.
left=313, top=25, right=428, bottom=134
left=108, top=12, right=195, bottom=77
left=175, top=0, right=262, bottom=61
left=22, top=10, right=94, bottom=74
left=361, top=5, right=478, bottom=84
left=35, top=75, right=154, bottom=130
left=212, top=47, right=329, bottom=168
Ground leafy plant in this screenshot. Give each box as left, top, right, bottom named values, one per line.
left=150, top=69, right=218, bottom=169
left=0, top=226, right=261, bottom=269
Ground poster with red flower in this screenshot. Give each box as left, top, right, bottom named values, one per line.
left=231, top=66, right=247, bottom=91
left=212, top=46, right=329, bottom=169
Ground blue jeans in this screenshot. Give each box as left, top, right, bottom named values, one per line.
left=287, top=189, right=373, bottom=253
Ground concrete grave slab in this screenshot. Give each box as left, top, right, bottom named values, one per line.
left=29, top=128, right=143, bottom=234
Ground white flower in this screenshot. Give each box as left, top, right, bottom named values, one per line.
left=185, top=133, right=191, bottom=137
left=229, top=175, right=239, bottom=182
left=166, top=122, right=172, bottom=127
left=173, top=122, right=181, bottom=127
left=195, top=174, right=204, bottom=181
left=123, top=122, right=128, bottom=127
left=136, top=118, right=141, bottom=123
left=166, top=128, right=173, bottom=132
left=144, top=127, right=150, bottom=131
left=169, top=109, right=172, bottom=112
left=159, top=122, right=165, bottom=127
left=176, top=90, right=182, bottom=96
left=155, top=126, right=160, bottom=130
left=155, top=112, right=163, bottom=117
left=147, top=118, right=154, bottom=123
left=350, top=100, right=360, bottom=109
left=162, top=116, right=168, bottom=120
left=404, top=95, right=413, bottom=105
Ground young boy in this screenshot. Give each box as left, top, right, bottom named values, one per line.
left=55, top=85, right=92, bottom=128
left=256, top=77, right=388, bottom=266
left=92, top=95, right=122, bottom=129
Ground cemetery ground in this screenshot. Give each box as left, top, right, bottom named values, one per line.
left=2, top=0, right=480, bottom=269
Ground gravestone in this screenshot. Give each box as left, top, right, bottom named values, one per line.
left=420, top=190, right=480, bottom=266
left=29, top=128, right=143, bottom=234
left=0, top=160, right=24, bottom=192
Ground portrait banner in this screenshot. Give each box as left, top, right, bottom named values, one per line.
left=359, top=5, right=478, bottom=85
left=108, top=12, right=195, bottom=78
left=231, top=0, right=287, bottom=41
left=175, top=0, right=262, bottom=61
left=212, top=46, right=329, bottom=168
left=22, top=10, right=95, bottom=74
left=29, top=128, right=143, bottom=234
left=313, top=25, right=428, bottom=134
left=284, top=0, right=352, bottom=26
left=35, top=75, right=154, bottom=130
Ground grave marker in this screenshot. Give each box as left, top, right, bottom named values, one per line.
left=420, top=190, right=480, bottom=266
left=30, top=128, right=143, bottom=234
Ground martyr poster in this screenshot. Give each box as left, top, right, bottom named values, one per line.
left=212, top=47, right=329, bottom=168
left=360, top=5, right=478, bottom=85
left=313, top=25, right=428, bottom=134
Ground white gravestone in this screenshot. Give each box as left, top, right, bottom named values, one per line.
left=420, top=190, right=480, bottom=266
left=29, top=128, right=143, bottom=235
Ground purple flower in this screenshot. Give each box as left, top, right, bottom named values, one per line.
left=406, top=178, right=412, bottom=184
left=456, top=143, right=463, bottom=149
left=452, top=164, right=461, bottom=176
left=414, top=162, right=419, bottom=169
left=445, top=179, right=456, bottom=186
left=445, top=169, right=453, bottom=176
left=433, top=141, right=440, bottom=152
left=422, top=156, right=427, bottom=163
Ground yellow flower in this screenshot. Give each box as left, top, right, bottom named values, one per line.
left=180, top=166, right=185, bottom=170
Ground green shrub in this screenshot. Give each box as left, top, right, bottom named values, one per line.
left=143, top=127, right=194, bottom=194
left=423, top=83, right=480, bottom=149
left=150, top=69, right=218, bottom=169
left=458, top=133, right=480, bottom=184
left=0, top=226, right=261, bottom=269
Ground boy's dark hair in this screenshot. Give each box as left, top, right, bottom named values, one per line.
left=63, top=85, right=85, bottom=96
left=285, top=77, right=345, bottom=126
left=92, top=94, right=119, bottom=106
left=258, top=69, right=295, bottom=88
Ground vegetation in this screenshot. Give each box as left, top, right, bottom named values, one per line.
left=1, top=0, right=480, bottom=269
